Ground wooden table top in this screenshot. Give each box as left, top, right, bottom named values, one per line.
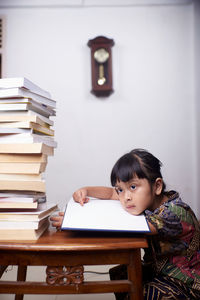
left=0, top=229, right=148, bottom=252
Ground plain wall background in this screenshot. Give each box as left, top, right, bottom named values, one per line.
left=0, top=0, right=199, bottom=215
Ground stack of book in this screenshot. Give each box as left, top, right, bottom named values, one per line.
left=0, top=77, right=58, bottom=240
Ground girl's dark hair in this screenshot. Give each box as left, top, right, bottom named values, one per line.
left=111, top=148, right=166, bottom=193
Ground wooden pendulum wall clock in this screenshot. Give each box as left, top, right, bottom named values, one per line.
left=87, top=36, right=115, bottom=97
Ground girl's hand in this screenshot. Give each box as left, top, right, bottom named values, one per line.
left=50, top=212, right=64, bottom=230
left=73, top=188, right=90, bottom=206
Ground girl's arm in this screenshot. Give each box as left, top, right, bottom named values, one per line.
left=73, top=186, right=119, bottom=205
left=50, top=186, right=118, bottom=229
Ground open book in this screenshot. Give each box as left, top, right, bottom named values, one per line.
left=61, top=198, right=150, bottom=233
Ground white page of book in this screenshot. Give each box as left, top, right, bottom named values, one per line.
left=61, top=198, right=150, bottom=232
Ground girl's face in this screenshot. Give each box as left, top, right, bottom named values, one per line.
left=115, top=176, right=161, bottom=215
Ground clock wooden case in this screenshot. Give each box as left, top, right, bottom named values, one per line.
left=87, top=36, right=114, bottom=97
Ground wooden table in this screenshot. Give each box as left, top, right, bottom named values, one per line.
left=0, top=229, right=148, bottom=300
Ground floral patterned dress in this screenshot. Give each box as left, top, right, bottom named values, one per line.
left=109, top=191, right=200, bottom=300
left=143, top=190, right=200, bottom=299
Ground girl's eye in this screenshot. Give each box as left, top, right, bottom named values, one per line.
left=130, top=185, right=136, bottom=190
left=115, top=187, right=123, bottom=194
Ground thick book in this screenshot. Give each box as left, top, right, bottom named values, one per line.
left=0, top=162, right=47, bottom=174
left=0, top=133, right=57, bottom=148
left=0, top=196, right=45, bottom=202
left=0, top=143, right=54, bottom=155
left=0, top=102, right=55, bottom=117
left=0, top=121, right=54, bottom=136
left=0, top=97, right=54, bottom=111
left=0, top=216, right=48, bottom=230
left=0, top=112, right=54, bottom=126
left=0, top=202, right=58, bottom=221
left=0, top=173, right=42, bottom=180
left=0, top=117, right=52, bottom=129
left=0, top=153, right=47, bottom=163
left=0, top=194, right=46, bottom=209
left=0, top=77, right=51, bottom=99
left=0, top=191, right=46, bottom=199
left=0, top=177, right=45, bottom=192
left=0, top=218, right=49, bottom=240
left=0, top=194, right=45, bottom=203
left=61, top=198, right=150, bottom=233
left=0, top=201, right=38, bottom=209
left=0, top=87, right=56, bottom=109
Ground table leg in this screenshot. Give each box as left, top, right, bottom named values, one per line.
left=127, top=249, right=143, bottom=300
left=15, top=266, right=27, bottom=300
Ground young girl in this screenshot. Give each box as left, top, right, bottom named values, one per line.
left=51, top=148, right=200, bottom=300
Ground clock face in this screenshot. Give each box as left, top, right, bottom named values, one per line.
left=94, top=48, right=109, bottom=63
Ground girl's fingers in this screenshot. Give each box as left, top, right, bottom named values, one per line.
left=50, top=213, right=64, bottom=229
left=52, top=221, right=61, bottom=227
left=50, top=216, right=61, bottom=222
left=80, top=197, right=90, bottom=206
left=73, top=189, right=88, bottom=205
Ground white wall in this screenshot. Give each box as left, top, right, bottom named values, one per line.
left=0, top=0, right=198, bottom=214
